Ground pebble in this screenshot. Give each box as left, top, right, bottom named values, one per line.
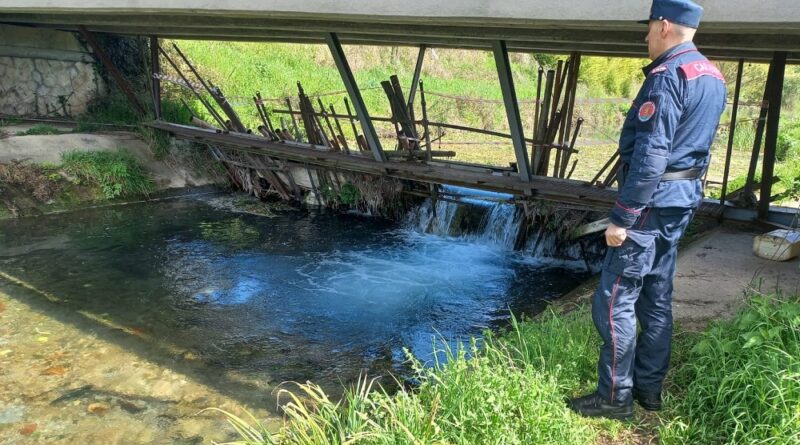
left=0, top=405, right=25, bottom=424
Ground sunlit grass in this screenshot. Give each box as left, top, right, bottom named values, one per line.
left=213, top=308, right=634, bottom=445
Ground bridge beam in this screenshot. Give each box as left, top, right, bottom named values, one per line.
left=759, top=51, right=787, bottom=219
left=493, top=40, right=532, bottom=182
left=326, top=32, right=386, bottom=162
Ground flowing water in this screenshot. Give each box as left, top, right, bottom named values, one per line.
left=0, top=192, right=589, bottom=443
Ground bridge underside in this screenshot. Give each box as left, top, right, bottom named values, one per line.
left=2, top=1, right=800, bottom=61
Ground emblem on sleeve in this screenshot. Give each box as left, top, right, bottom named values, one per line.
left=638, top=101, right=656, bottom=122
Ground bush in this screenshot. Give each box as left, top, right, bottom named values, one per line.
left=61, top=150, right=153, bottom=199
left=777, top=119, right=800, bottom=161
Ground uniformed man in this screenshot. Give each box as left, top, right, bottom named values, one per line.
left=568, top=0, right=727, bottom=420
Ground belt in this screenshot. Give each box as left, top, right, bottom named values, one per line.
left=661, top=167, right=703, bottom=181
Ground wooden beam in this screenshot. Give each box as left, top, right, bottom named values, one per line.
left=77, top=25, right=146, bottom=116
left=150, top=36, right=161, bottom=119
left=493, top=40, right=532, bottom=182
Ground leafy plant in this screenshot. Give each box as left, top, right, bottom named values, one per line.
left=60, top=150, right=153, bottom=199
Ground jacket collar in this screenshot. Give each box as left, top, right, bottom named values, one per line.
left=643, top=41, right=698, bottom=75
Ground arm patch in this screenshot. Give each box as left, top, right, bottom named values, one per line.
left=679, top=61, right=725, bottom=83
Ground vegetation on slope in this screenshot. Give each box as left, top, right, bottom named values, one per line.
left=215, top=293, right=800, bottom=445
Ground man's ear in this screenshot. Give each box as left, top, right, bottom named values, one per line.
left=661, top=20, right=671, bottom=37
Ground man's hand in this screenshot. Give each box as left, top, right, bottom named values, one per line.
left=605, top=223, right=628, bottom=247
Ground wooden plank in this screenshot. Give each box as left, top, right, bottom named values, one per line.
left=77, top=25, right=146, bottom=116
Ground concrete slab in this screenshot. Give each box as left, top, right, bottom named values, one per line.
left=672, top=226, right=800, bottom=329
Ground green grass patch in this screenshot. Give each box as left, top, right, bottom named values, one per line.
left=216, top=291, right=800, bottom=445
left=214, top=308, right=631, bottom=445
left=15, top=124, right=62, bottom=136
left=60, top=150, right=153, bottom=199
left=659, top=295, right=800, bottom=444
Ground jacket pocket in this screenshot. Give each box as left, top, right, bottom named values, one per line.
left=603, top=230, right=657, bottom=279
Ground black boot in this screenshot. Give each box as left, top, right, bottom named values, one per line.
left=633, top=389, right=662, bottom=411
left=567, top=392, right=633, bottom=420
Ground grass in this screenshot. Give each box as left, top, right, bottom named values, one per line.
left=15, top=124, right=63, bottom=136
left=214, top=292, right=800, bottom=445
left=213, top=308, right=628, bottom=445
left=659, top=294, right=800, bottom=444
left=60, top=150, right=154, bottom=199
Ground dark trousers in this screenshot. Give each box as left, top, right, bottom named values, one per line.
left=592, top=207, right=694, bottom=405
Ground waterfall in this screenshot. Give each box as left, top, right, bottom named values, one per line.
left=404, top=185, right=605, bottom=265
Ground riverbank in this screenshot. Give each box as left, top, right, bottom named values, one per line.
left=0, top=121, right=224, bottom=218
left=217, top=293, right=798, bottom=445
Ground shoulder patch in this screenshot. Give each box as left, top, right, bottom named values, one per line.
left=679, top=61, right=726, bottom=83
left=638, top=101, right=656, bottom=122
left=650, top=64, right=668, bottom=75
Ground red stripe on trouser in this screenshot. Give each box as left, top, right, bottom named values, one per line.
left=638, top=208, right=651, bottom=229
left=609, top=276, right=622, bottom=403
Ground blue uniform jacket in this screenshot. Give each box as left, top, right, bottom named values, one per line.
left=610, top=42, right=727, bottom=228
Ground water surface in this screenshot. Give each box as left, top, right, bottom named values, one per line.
left=0, top=197, right=583, bottom=389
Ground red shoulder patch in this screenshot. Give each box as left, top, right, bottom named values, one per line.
left=679, top=61, right=726, bottom=83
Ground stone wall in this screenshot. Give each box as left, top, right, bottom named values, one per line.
left=0, top=25, right=106, bottom=117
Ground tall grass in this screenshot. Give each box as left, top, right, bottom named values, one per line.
left=60, top=150, right=154, bottom=199
left=213, top=308, right=630, bottom=445
left=659, top=295, right=800, bottom=444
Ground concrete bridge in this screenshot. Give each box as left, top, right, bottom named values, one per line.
left=2, top=1, right=800, bottom=60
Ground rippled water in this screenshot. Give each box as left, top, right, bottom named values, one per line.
left=0, top=196, right=584, bottom=387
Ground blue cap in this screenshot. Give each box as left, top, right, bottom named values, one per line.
left=638, top=0, right=704, bottom=28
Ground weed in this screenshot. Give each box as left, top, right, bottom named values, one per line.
left=215, top=308, right=626, bottom=445
left=15, top=124, right=62, bottom=136
left=60, top=150, right=153, bottom=199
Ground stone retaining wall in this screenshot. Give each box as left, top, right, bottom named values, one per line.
left=0, top=25, right=106, bottom=117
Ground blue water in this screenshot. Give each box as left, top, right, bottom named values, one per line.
left=0, top=196, right=583, bottom=387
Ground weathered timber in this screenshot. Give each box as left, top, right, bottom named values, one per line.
left=77, top=26, right=146, bottom=116
left=720, top=59, right=744, bottom=210
left=159, top=45, right=227, bottom=128
left=147, top=120, right=621, bottom=208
